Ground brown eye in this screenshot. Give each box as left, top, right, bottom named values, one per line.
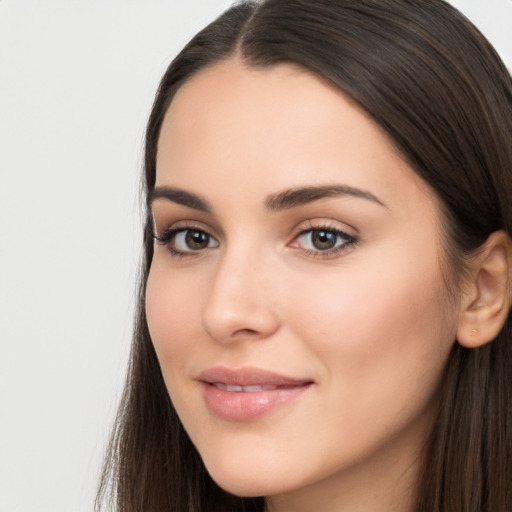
left=293, top=227, right=357, bottom=256
left=154, top=227, right=219, bottom=256
left=311, top=230, right=338, bottom=251
left=184, top=229, right=211, bottom=250
left=168, top=228, right=218, bottom=253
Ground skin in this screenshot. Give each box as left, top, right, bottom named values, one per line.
left=146, top=59, right=463, bottom=512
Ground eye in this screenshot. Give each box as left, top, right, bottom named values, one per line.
left=175, top=229, right=217, bottom=251
left=154, top=227, right=219, bottom=256
left=292, top=226, right=357, bottom=256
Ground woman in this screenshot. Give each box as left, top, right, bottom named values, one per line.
left=97, top=1, right=512, bottom=510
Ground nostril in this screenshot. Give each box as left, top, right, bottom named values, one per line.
left=233, top=328, right=260, bottom=337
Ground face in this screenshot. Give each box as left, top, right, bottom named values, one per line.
left=146, top=59, right=460, bottom=509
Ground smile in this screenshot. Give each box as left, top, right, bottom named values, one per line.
left=198, top=366, right=314, bottom=422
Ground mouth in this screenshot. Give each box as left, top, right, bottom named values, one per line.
left=211, top=383, right=298, bottom=392
left=198, top=366, right=314, bottom=422
left=198, top=365, right=312, bottom=387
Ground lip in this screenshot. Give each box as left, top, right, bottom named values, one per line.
left=198, top=366, right=314, bottom=422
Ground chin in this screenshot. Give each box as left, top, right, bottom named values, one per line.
left=204, top=458, right=295, bottom=498
left=211, top=477, right=283, bottom=498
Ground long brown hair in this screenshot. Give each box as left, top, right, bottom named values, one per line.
left=96, top=1, right=512, bottom=510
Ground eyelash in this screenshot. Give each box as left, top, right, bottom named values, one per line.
left=152, top=223, right=358, bottom=259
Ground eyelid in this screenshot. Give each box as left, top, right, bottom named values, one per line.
left=150, top=201, right=222, bottom=236
left=152, top=219, right=215, bottom=240
left=290, top=218, right=358, bottom=239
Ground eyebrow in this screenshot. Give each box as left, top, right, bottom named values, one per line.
left=148, top=184, right=386, bottom=213
left=149, top=186, right=212, bottom=213
left=265, top=185, right=387, bottom=210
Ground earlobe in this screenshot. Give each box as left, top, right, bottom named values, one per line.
left=457, top=231, right=512, bottom=349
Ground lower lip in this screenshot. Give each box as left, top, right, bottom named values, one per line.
left=202, top=383, right=312, bottom=422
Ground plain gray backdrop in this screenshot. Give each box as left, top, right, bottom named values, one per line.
left=0, top=1, right=510, bottom=511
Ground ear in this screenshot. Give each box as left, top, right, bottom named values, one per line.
left=457, top=231, right=512, bottom=348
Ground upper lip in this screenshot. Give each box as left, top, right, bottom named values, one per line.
left=198, top=366, right=313, bottom=387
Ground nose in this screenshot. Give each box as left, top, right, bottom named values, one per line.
left=202, top=248, right=280, bottom=344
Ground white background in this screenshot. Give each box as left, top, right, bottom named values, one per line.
left=0, top=1, right=510, bottom=511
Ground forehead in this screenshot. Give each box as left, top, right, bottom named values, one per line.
left=155, top=58, right=439, bottom=219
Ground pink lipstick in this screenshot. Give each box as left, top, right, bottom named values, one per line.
left=198, top=366, right=313, bottom=422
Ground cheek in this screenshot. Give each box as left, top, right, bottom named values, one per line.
left=292, top=260, right=446, bottom=344
left=287, top=244, right=457, bottom=421
left=145, top=261, right=202, bottom=373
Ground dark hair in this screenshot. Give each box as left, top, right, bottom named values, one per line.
left=97, top=1, right=512, bottom=511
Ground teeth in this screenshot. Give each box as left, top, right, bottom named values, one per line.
left=243, top=385, right=264, bottom=392
left=214, top=383, right=276, bottom=392
left=226, top=384, right=243, bottom=392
